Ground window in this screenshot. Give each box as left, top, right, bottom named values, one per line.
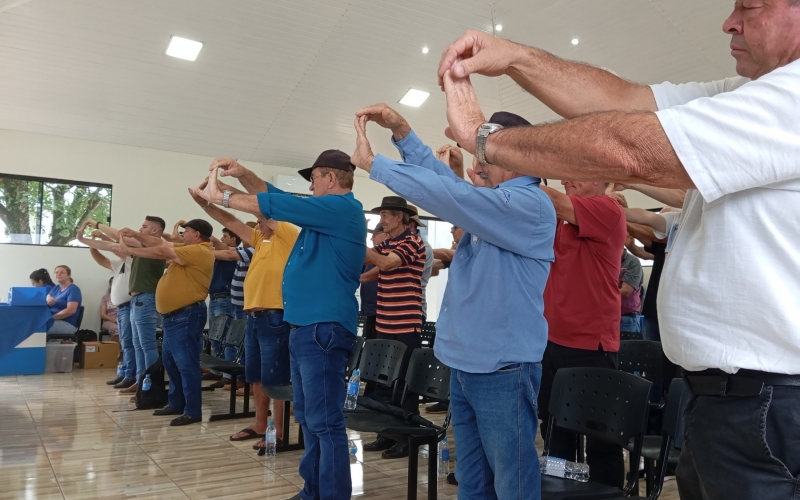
left=0, top=174, right=112, bottom=247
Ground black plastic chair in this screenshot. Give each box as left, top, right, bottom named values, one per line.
left=542, top=367, right=653, bottom=500
left=207, top=315, right=227, bottom=350
left=420, top=321, right=436, bottom=348
left=618, top=340, right=665, bottom=381
left=620, top=331, right=643, bottom=341
left=199, top=318, right=251, bottom=422
left=358, top=339, right=408, bottom=394
left=345, top=336, right=366, bottom=380
left=345, top=348, right=451, bottom=500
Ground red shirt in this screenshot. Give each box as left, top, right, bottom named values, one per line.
left=544, top=195, right=627, bottom=352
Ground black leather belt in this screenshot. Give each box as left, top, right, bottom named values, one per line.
left=116, top=301, right=131, bottom=308
left=248, top=309, right=283, bottom=318
left=622, top=313, right=638, bottom=318
left=209, top=292, right=231, bottom=299
left=683, top=369, right=800, bottom=397
left=161, top=301, right=204, bottom=318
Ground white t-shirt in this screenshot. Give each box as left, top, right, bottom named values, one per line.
left=110, top=257, right=133, bottom=306
left=652, top=60, right=800, bottom=374
left=652, top=210, right=682, bottom=253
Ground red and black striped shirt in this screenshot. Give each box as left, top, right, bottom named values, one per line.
left=375, top=228, right=426, bottom=335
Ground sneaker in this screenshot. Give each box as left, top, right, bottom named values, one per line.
left=202, top=372, right=222, bottom=381
left=106, top=375, right=124, bottom=386
left=446, top=472, right=458, bottom=486
left=170, top=414, right=202, bottom=426
left=425, top=402, right=449, bottom=414
left=113, top=377, right=137, bottom=389
left=153, top=405, right=182, bottom=416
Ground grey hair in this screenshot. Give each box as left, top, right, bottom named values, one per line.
left=388, top=210, right=411, bottom=225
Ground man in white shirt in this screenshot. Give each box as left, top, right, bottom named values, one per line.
left=436, top=1, right=800, bottom=498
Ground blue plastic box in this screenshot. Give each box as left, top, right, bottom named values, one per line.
left=9, top=287, right=48, bottom=306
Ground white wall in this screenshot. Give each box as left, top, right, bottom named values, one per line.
left=0, top=128, right=398, bottom=330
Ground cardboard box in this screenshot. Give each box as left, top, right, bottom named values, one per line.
left=81, top=341, right=120, bottom=369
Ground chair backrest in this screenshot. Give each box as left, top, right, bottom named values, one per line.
left=618, top=340, right=664, bottom=381
left=345, top=336, right=366, bottom=379
left=547, top=367, right=652, bottom=448
left=402, top=348, right=450, bottom=402
left=358, top=339, right=407, bottom=386
left=223, top=318, right=247, bottom=347
left=208, top=316, right=228, bottom=342
left=75, top=306, right=85, bottom=329
left=663, top=378, right=691, bottom=448
left=620, top=331, right=643, bottom=341
left=420, top=322, right=437, bottom=348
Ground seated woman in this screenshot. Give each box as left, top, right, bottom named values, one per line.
left=100, top=277, right=119, bottom=336
left=46, top=265, right=83, bottom=336
left=29, top=268, right=56, bottom=294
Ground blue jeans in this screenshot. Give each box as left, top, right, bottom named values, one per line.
left=47, top=320, right=77, bottom=335
left=641, top=316, right=660, bottom=341
left=117, top=304, right=136, bottom=380
left=620, top=314, right=641, bottom=334
left=290, top=323, right=356, bottom=500
left=131, top=293, right=159, bottom=381
left=451, top=363, right=542, bottom=500
left=162, top=303, right=207, bottom=418
left=245, top=312, right=291, bottom=386
left=209, top=295, right=233, bottom=369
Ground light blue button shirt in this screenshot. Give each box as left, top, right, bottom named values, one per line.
left=370, top=130, right=556, bottom=373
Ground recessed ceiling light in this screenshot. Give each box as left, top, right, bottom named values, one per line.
left=571, top=38, right=580, bottom=45
left=422, top=46, right=429, bottom=54
left=166, top=36, right=203, bottom=61
left=495, top=24, right=503, bottom=32
left=399, top=89, right=430, bottom=107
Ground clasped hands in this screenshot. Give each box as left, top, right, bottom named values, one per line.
left=189, top=158, right=245, bottom=206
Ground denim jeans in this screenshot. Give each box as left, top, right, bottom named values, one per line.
left=162, top=303, right=206, bottom=418
left=451, top=363, right=542, bottom=500
left=131, top=293, right=159, bottom=381
left=641, top=316, right=661, bottom=342
left=620, top=314, right=641, bottom=334
left=117, top=304, right=136, bottom=380
left=677, top=385, right=800, bottom=500
left=245, top=312, right=291, bottom=386
left=290, top=322, right=356, bottom=500
left=209, top=295, right=233, bottom=369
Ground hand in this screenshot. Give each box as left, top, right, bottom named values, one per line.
left=442, top=71, right=485, bottom=155
left=209, top=158, right=247, bottom=179
left=90, top=230, right=104, bottom=239
left=466, top=167, right=486, bottom=187
left=612, top=182, right=629, bottom=192
left=173, top=220, right=187, bottom=228
left=355, top=103, right=410, bottom=137
left=190, top=168, right=224, bottom=205
left=46, top=295, right=55, bottom=306
left=609, top=192, right=628, bottom=208
left=351, top=115, right=376, bottom=173
left=438, top=29, right=520, bottom=88
left=86, top=219, right=98, bottom=229
left=77, top=221, right=90, bottom=238
left=435, top=145, right=464, bottom=176
left=119, top=228, right=136, bottom=239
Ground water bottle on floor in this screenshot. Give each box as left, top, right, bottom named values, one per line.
left=438, top=436, right=450, bottom=477
left=348, top=439, right=358, bottom=464
left=141, top=374, right=151, bottom=391
left=539, top=455, right=589, bottom=482
left=344, top=369, right=360, bottom=410
left=264, top=420, right=277, bottom=457
left=116, top=362, right=123, bottom=378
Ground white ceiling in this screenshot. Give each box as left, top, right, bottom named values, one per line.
left=0, top=0, right=736, bottom=191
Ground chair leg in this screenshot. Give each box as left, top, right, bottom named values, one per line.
left=407, top=439, right=419, bottom=500
left=645, top=458, right=654, bottom=496
left=427, top=439, right=438, bottom=500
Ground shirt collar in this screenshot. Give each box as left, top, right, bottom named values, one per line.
left=494, top=175, right=541, bottom=190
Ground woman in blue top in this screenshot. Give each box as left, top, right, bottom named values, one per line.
left=29, top=268, right=56, bottom=294
left=46, top=265, right=82, bottom=336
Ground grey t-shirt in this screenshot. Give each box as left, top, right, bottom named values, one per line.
left=620, top=250, right=643, bottom=290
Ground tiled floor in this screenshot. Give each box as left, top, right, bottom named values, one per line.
left=0, top=369, right=679, bottom=499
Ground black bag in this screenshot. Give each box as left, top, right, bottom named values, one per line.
left=135, top=357, right=168, bottom=410
left=73, top=329, right=98, bottom=363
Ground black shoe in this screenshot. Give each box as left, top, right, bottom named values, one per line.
left=363, top=435, right=395, bottom=452
left=153, top=405, right=182, bottom=416
left=202, top=372, right=222, bottom=381
left=446, top=472, right=458, bottom=486
left=113, top=378, right=136, bottom=389
left=106, top=375, right=124, bottom=386
left=208, top=378, right=227, bottom=389
left=425, top=402, right=449, bottom=414
left=286, top=494, right=302, bottom=500
left=382, top=442, right=409, bottom=459
left=170, top=414, right=202, bottom=426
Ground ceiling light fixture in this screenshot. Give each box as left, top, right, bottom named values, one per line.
left=399, top=89, right=430, bottom=107
left=571, top=38, right=580, bottom=45
left=422, top=46, right=429, bottom=54
left=166, top=36, right=203, bottom=61
left=495, top=24, right=503, bottom=32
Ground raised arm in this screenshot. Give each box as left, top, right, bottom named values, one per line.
left=615, top=184, right=686, bottom=208
left=213, top=249, right=242, bottom=261
left=209, top=158, right=268, bottom=194
left=188, top=187, right=254, bottom=245
left=437, top=30, right=656, bottom=118
left=87, top=220, right=143, bottom=247
left=77, top=224, right=121, bottom=253
left=113, top=239, right=181, bottom=265
left=365, top=248, right=403, bottom=272
left=624, top=207, right=668, bottom=234
left=89, top=248, right=112, bottom=271
left=540, top=186, right=577, bottom=225
left=625, top=234, right=655, bottom=260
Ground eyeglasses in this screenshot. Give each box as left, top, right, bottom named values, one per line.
left=309, top=172, right=331, bottom=183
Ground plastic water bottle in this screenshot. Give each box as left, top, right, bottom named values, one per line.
left=344, top=369, right=360, bottom=410
left=116, top=362, right=124, bottom=378
left=539, top=455, right=589, bottom=482
left=141, top=374, right=151, bottom=391
left=348, top=439, right=358, bottom=464
left=264, top=420, right=277, bottom=457
left=438, top=436, right=450, bottom=477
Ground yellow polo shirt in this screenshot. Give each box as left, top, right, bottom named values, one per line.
left=156, top=242, right=214, bottom=314
left=243, top=222, right=299, bottom=311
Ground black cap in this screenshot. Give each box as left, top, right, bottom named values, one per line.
left=180, top=219, right=213, bottom=239
left=368, top=223, right=385, bottom=234
left=371, top=196, right=415, bottom=216
left=489, top=111, right=531, bottom=128
left=298, top=150, right=355, bottom=182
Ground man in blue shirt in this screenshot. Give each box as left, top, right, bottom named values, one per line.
left=192, top=151, right=367, bottom=500
left=351, top=104, right=556, bottom=500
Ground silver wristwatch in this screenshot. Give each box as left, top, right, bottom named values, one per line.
left=476, top=123, right=504, bottom=165
left=222, top=190, right=232, bottom=208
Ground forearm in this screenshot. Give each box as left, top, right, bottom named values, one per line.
left=81, top=237, right=120, bottom=253
left=628, top=184, right=686, bottom=208
left=366, top=248, right=400, bottom=271
left=238, top=169, right=268, bottom=194
left=53, top=304, right=77, bottom=320
left=360, top=267, right=380, bottom=283
left=486, top=111, right=694, bottom=190
left=507, top=46, right=657, bottom=118
left=626, top=222, right=658, bottom=247
left=225, top=194, right=262, bottom=218
left=213, top=249, right=241, bottom=261
left=627, top=242, right=655, bottom=260
left=124, top=245, right=174, bottom=261
left=624, top=208, right=667, bottom=233
left=96, top=223, right=120, bottom=241
left=88, top=247, right=112, bottom=269
left=433, top=248, right=455, bottom=261
left=129, top=232, right=165, bottom=247
left=203, top=205, right=252, bottom=244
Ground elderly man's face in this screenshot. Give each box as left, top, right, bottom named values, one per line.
left=561, top=180, right=606, bottom=198
left=472, top=156, right=509, bottom=188
left=379, top=210, right=404, bottom=235
left=451, top=226, right=464, bottom=244
left=723, top=0, right=800, bottom=79
left=308, top=167, right=337, bottom=197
